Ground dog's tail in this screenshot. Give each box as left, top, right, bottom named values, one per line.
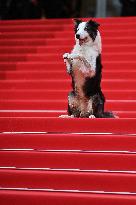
left=102, top=111, right=118, bottom=118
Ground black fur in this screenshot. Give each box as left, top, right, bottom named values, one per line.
left=83, top=55, right=102, bottom=97
left=85, top=20, right=100, bottom=41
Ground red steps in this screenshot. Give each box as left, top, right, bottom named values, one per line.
left=0, top=32, right=55, bottom=39
left=1, top=150, right=136, bottom=171
left=0, top=19, right=71, bottom=25
left=0, top=118, right=136, bottom=133
left=0, top=111, right=65, bottom=118
left=1, top=169, right=136, bottom=193
left=1, top=190, right=136, bottom=205
left=1, top=17, right=136, bottom=204
left=0, top=25, right=64, bottom=32
left=1, top=133, right=136, bottom=151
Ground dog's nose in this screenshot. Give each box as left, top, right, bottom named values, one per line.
left=76, top=34, right=80, bottom=39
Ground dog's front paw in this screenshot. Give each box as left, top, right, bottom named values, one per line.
left=63, top=53, right=79, bottom=60
left=89, top=115, right=96, bottom=118
left=63, top=53, right=70, bottom=59
left=69, top=54, right=81, bottom=60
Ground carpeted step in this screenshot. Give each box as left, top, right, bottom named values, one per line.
left=0, top=38, right=48, bottom=46
left=0, top=32, right=55, bottom=39
left=0, top=117, right=136, bottom=133
left=1, top=133, right=136, bottom=151
left=0, top=25, right=64, bottom=32
left=0, top=111, right=65, bottom=117
left=0, top=19, right=71, bottom=26
left=1, top=190, right=136, bottom=205
left=1, top=150, right=136, bottom=171
left=1, top=169, right=136, bottom=193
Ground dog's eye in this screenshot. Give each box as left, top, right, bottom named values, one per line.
left=84, top=27, right=88, bottom=30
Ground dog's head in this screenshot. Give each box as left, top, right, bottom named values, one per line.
left=74, top=19, right=100, bottom=46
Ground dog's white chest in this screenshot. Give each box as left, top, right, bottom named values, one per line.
left=72, top=45, right=98, bottom=73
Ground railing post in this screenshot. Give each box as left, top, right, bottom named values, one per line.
left=96, top=0, right=107, bottom=17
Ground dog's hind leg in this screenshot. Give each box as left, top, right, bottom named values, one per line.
left=87, top=98, right=95, bottom=118
left=60, top=91, right=79, bottom=118
left=68, top=91, right=80, bottom=117
left=78, top=98, right=95, bottom=118
left=59, top=92, right=75, bottom=118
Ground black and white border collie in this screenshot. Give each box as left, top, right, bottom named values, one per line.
left=61, top=19, right=115, bottom=118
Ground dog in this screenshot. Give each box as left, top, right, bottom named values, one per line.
left=61, top=19, right=115, bottom=118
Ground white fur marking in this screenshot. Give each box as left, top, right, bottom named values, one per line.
left=76, top=22, right=89, bottom=40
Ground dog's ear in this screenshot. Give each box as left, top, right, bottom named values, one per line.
left=87, top=19, right=100, bottom=29
left=73, top=19, right=82, bottom=32
left=73, top=18, right=82, bottom=26
left=87, top=20, right=100, bottom=41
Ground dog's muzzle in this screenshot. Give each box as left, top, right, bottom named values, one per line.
left=78, top=37, right=88, bottom=46
left=76, top=34, right=80, bottom=39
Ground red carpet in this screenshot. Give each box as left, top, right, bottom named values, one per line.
left=0, top=17, right=136, bottom=204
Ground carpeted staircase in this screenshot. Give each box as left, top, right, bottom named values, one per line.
left=0, top=17, right=136, bottom=204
